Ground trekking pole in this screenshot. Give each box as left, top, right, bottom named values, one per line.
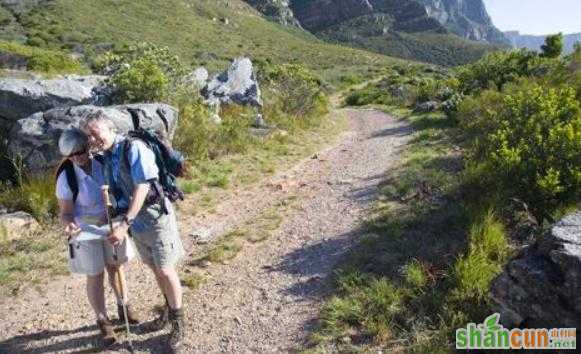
left=101, top=185, right=135, bottom=353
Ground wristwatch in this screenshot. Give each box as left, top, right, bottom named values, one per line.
left=122, top=215, right=135, bottom=227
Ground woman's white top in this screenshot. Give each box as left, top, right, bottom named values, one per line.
left=55, top=159, right=105, bottom=228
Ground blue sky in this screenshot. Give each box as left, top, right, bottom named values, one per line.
left=484, top=0, right=581, bottom=35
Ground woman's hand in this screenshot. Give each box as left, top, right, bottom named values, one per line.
left=108, top=223, right=128, bottom=246
left=64, top=222, right=81, bottom=236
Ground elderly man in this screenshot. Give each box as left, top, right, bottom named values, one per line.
left=80, top=111, right=185, bottom=352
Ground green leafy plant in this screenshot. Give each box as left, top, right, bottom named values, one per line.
left=541, top=33, right=564, bottom=58
left=458, top=80, right=581, bottom=219
left=98, top=43, right=187, bottom=103
left=454, top=49, right=563, bottom=95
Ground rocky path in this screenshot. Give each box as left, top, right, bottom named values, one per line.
left=0, top=107, right=412, bottom=353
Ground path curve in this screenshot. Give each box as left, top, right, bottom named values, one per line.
left=0, top=107, right=412, bottom=353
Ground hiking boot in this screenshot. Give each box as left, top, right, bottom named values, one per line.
left=143, top=302, right=170, bottom=333
left=118, top=303, right=141, bottom=324
left=96, top=318, right=117, bottom=347
left=167, top=308, right=185, bottom=353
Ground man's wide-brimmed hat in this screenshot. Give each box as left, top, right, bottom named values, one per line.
left=58, top=127, right=88, bottom=157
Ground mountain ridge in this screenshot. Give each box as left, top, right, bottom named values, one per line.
left=244, top=0, right=505, bottom=65
left=245, top=0, right=508, bottom=44
left=505, top=31, right=581, bottom=54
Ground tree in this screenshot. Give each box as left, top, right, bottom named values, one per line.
left=541, top=33, right=564, bottom=58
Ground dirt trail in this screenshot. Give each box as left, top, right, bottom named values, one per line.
left=0, top=106, right=412, bottom=353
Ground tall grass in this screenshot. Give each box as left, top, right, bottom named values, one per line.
left=0, top=40, right=88, bottom=75
left=0, top=161, right=58, bottom=222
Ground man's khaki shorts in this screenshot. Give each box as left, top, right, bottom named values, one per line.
left=69, top=236, right=135, bottom=276
left=130, top=202, right=184, bottom=268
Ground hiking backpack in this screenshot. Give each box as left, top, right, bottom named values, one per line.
left=55, top=159, right=79, bottom=203
left=123, top=108, right=186, bottom=210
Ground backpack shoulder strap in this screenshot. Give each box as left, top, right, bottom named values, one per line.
left=55, top=159, right=79, bottom=203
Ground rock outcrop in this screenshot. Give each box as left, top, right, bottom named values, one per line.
left=8, top=103, right=178, bottom=171
left=491, top=211, right=581, bottom=328
left=247, top=0, right=506, bottom=44
left=244, top=0, right=301, bottom=27
left=417, top=0, right=508, bottom=44
left=201, top=57, right=262, bottom=108
left=0, top=75, right=111, bottom=122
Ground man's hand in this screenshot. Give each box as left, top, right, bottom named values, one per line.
left=64, top=222, right=81, bottom=236
left=108, top=223, right=129, bottom=246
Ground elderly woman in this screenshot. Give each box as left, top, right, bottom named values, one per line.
left=55, top=127, right=140, bottom=347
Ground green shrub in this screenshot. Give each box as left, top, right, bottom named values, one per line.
left=111, top=56, right=169, bottom=102
left=339, top=74, right=363, bottom=86
left=260, top=63, right=327, bottom=120
left=455, top=49, right=564, bottom=95
left=457, top=80, right=581, bottom=218
left=0, top=40, right=86, bottom=75
left=441, top=92, right=464, bottom=119
left=416, top=78, right=440, bottom=103
left=344, top=85, right=391, bottom=106
left=541, top=33, right=564, bottom=58
left=172, top=91, right=212, bottom=161
left=98, top=43, right=187, bottom=103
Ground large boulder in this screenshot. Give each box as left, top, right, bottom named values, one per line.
left=8, top=103, right=178, bottom=172
left=201, top=57, right=262, bottom=108
left=0, top=75, right=112, bottom=122
left=491, top=211, right=581, bottom=328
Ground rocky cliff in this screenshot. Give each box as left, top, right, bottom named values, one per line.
left=245, top=0, right=507, bottom=44
left=244, top=0, right=301, bottom=27
left=417, top=0, right=508, bottom=44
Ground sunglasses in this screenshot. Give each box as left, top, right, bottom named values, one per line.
left=68, top=148, right=87, bottom=158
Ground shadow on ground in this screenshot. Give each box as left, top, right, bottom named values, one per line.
left=0, top=322, right=169, bottom=353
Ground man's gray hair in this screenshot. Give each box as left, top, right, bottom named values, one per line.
left=79, top=110, right=117, bottom=133
left=58, top=127, right=88, bottom=157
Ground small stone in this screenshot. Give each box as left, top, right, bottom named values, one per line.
left=0, top=211, right=39, bottom=240
left=190, top=228, right=212, bottom=244
left=341, top=336, right=352, bottom=344
left=233, top=316, right=242, bottom=325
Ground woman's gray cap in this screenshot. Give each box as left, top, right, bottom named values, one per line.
left=58, top=127, right=88, bottom=156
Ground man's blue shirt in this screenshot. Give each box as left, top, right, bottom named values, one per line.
left=103, top=135, right=159, bottom=209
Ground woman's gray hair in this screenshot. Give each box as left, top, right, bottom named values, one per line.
left=58, top=127, right=88, bottom=157
left=79, top=110, right=117, bottom=133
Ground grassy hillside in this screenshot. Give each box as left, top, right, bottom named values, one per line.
left=0, top=0, right=406, bottom=83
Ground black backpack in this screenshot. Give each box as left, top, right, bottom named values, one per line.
left=55, top=159, right=79, bottom=203
left=122, top=108, right=186, bottom=212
